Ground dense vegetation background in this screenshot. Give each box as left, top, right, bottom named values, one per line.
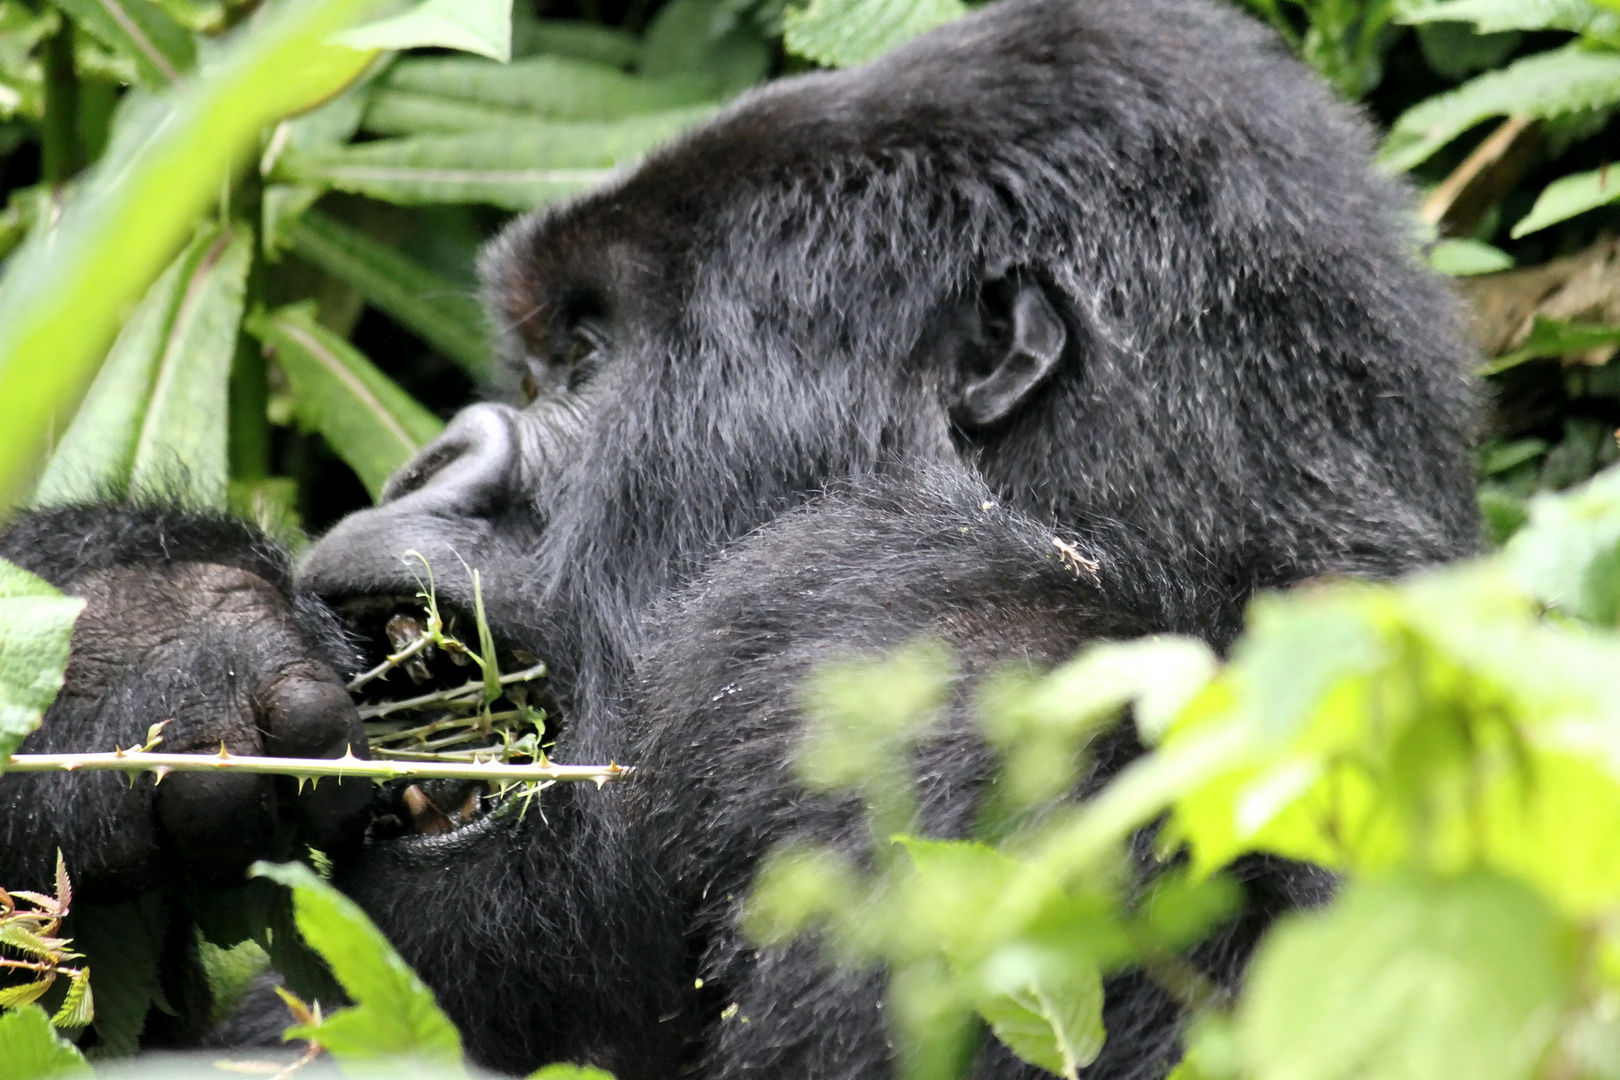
left=8, top=0, right=1620, bottom=1078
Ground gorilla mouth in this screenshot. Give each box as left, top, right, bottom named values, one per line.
left=337, top=593, right=556, bottom=840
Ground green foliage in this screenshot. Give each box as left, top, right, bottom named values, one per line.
left=0, top=559, right=82, bottom=761
left=250, top=860, right=464, bottom=1066
left=0, top=1004, right=88, bottom=1079
left=783, top=0, right=967, bottom=69
left=334, top=0, right=515, bottom=63
left=1511, top=165, right=1620, bottom=236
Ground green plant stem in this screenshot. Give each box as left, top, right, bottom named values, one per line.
left=3, top=749, right=628, bottom=784
left=356, top=662, right=548, bottom=720
left=40, top=21, right=81, bottom=186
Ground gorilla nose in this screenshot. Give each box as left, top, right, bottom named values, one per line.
left=382, top=403, right=519, bottom=517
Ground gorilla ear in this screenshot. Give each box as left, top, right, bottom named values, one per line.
left=950, top=276, right=1067, bottom=429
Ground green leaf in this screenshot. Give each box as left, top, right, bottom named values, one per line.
left=0, top=1005, right=89, bottom=1079
left=334, top=0, right=513, bottom=62
left=0, top=559, right=84, bottom=763
left=32, top=224, right=251, bottom=510
left=1479, top=315, right=1620, bottom=375
left=276, top=108, right=713, bottom=210
left=249, top=860, right=463, bottom=1065
left=1238, top=873, right=1575, bottom=1080
left=975, top=953, right=1105, bottom=1080
left=1505, top=461, right=1620, bottom=625
left=375, top=54, right=718, bottom=122
left=1380, top=44, right=1620, bottom=171
left=1511, top=166, right=1620, bottom=237
left=519, top=19, right=636, bottom=67
left=1400, top=0, right=1620, bottom=38
left=49, top=968, right=94, bottom=1029
left=0, top=0, right=388, bottom=510
left=640, top=0, right=769, bottom=94
left=49, top=0, right=195, bottom=88
left=783, top=0, right=967, bottom=68
left=286, top=208, right=493, bottom=381
left=528, top=1067, right=617, bottom=1080
left=247, top=301, right=444, bottom=500
left=72, top=895, right=170, bottom=1055
left=1427, top=238, right=1515, bottom=277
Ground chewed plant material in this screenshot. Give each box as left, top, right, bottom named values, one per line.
left=2, top=556, right=629, bottom=804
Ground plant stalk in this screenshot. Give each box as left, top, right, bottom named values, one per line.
left=3, top=749, right=628, bottom=785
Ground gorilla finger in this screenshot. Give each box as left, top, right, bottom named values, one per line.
left=261, top=670, right=372, bottom=855
left=155, top=771, right=278, bottom=885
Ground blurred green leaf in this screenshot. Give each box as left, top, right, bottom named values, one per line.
left=376, top=54, right=717, bottom=122
left=1506, top=461, right=1620, bottom=624
left=0, top=0, right=389, bottom=511
left=247, top=300, right=443, bottom=499
left=277, top=107, right=713, bottom=210
left=49, top=0, right=195, bottom=87
left=1427, top=238, right=1515, bottom=276
left=250, top=860, right=463, bottom=1066
left=1511, top=166, right=1620, bottom=237
left=519, top=19, right=636, bottom=67
left=1480, top=315, right=1620, bottom=374
left=33, top=224, right=251, bottom=510
left=783, top=0, right=966, bottom=68
left=334, top=0, right=513, bottom=63
left=0, top=558, right=84, bottom=763
left=1237, top=873, right=1575, bottom=1080
left=640, top=0, right=768, bottom=93
left=287, top=208, right=493, bottom=380
left=1400, top=0, right=1620, bottom=38
left=527, top=1067, right=617, bottom=1080
left=1381, top=44, right=1620, bottom=171
left=73, top=896, right=172, bottom=1056
left=0, top=1004, right=89, bottom=1079
left=975, top=957, right=1105, bottom=1080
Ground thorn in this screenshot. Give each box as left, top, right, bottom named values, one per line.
left=151, top=766, right=172, bottom=785
left=338, top=744, right=362, bottom=764
left=216, top=743, right=232, bottom=760
left=113, top=744, right=126, bottom=757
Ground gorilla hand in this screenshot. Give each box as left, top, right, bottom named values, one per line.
left=0, top=506, right=368, bottom=901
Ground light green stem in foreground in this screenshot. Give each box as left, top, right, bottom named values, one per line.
left=2, top=748, right=629, bottom=785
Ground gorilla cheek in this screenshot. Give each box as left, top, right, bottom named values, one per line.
left=154, top=772, right=278, bottom=885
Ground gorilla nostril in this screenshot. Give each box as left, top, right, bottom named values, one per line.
left=379, top=404, right=520, bottom=515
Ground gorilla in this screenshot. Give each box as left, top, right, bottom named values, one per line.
left=0, top=0, right=1479, bottom=1076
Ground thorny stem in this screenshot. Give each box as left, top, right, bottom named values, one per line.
left=345, top=630, right=434, bottom=693
left=356, top=662, right=548, bottom=721
left=0, top=956, right=83, bottom=977
left=2, top=747, right=628, bottom=785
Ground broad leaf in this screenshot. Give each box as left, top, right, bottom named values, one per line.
left=49, top=0, right=195, bottom=87
left=1400, top=0, right=1620, bottom=38
left=33, top=224, right=251, bottom=510
left=976, top=956, right=1105, bottom=1080
left=334, top=0, right=513, bottom=62
left=521, top=19, right=636, bottom=67
left=0, top=0, right=388, bottom=510
left=1238, top=873, right=1575, bottom=1080
left=1381, top=44, right=1620, bottom=171
left=1480, top=315, right=1620, bottom=375
left=0, top=1005, right=88, bottom=1079
left=783, top=0, right=967, bottom=68
left=247, top=301, right=443, bottom=500
left=1511, top=166, right=1620, bottom=237
left=639, top=0, right=769, bottom=94
left=1427, top=238, right=1515, bottom=276
left=0, top=559, right=84, bottom=763
left=250, top=861, right=463, bottom=1064
left=73, top=895, right=171, bottom=1056
left=276, top=108, right=713, bottom=210
left=287, top=208, right=493, bottom=380
left=376, top=54, right=718, bottom=122
left=1505, top=461, right=1620, bottom=625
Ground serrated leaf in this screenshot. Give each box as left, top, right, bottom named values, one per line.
left=276, top=108, right=712, bottom=210
left=33, top=225, right=251, bottom=510
left=376, top=54, right=718, bottom=122
left=72, top=895, right=169, bottom=1056
left=50, top=967, right=93, bottom=1029
left=0, top=560, right=84, bottom=763
left=1510, top=166, right=1620, bottom=237
left=49, top=0, right=194, bottom=87
left=249, top=861, right=463, bottom=1064
left=1238, top=873, right=1574, bottom=1080
left=1381, top=44, right=1620, bottom=171
left=0, top=980, right=55, bottom=1008
left=1400, top=0, right=1620, bottom=38
left=0, top=921, right=56, bottom=957
left=976, top=957, right=1105, bottom=1080
left=286, top=208, right=493, bottom=380
left=0, top=1004, right=88, bottom=1078
left=783, top=0, right=967, bottom=68
left=247, top=301, right=443, bottom=500
left=333, top=0, right=512, bottom=62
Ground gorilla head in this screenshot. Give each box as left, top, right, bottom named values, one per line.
left=301, top=0, right=1477, bottom=727
left=0, top=0, right=1479, bottom=1074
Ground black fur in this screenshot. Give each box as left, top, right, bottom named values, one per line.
left=2, top=0, right=1476, bottom=1075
